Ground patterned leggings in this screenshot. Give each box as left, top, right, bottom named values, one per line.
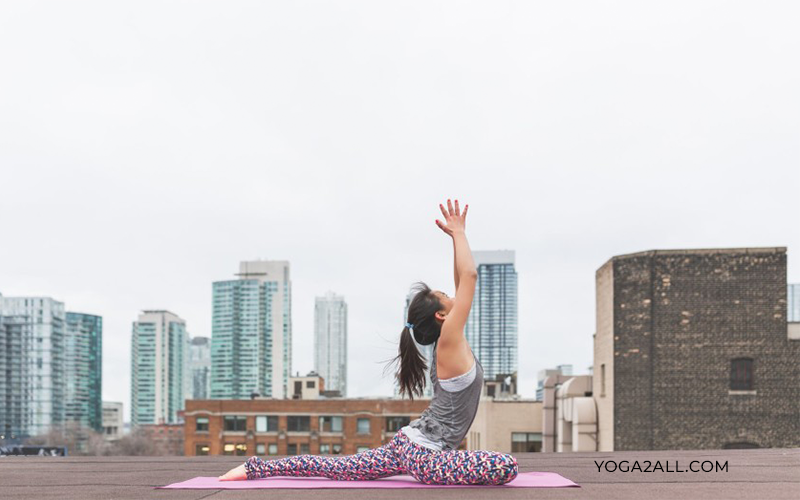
left=244, top=429, right=518, bottom=485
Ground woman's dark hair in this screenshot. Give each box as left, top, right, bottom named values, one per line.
left=392, top=281, right=443, bottom=400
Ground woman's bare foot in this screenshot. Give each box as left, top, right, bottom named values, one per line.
left=218, top=463, right=247, bottom=481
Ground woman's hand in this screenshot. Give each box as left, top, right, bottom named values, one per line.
left=219, top=463, right=247, bottom=481
left=435, top=199, right=468, bottom=237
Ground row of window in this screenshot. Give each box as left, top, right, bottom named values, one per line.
left=197, top=433, right=540, bottom=457
left=197, top=416, right=412, bottom=433
left=196, top=442, right=373, bottom=456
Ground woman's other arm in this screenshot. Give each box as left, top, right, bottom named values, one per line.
left=435, top=200, right=477, bottom=377
left=438, top=200, right=476, bottom=283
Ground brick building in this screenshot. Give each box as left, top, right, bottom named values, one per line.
left=183, top=398, right=429, bottom=457
left=594, top=247, right=800, bottom=451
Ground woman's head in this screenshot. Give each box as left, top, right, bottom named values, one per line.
left=393, top=282, right=451, bottom=399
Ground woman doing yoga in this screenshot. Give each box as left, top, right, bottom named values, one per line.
left=219, top=199, right=519, bottom=485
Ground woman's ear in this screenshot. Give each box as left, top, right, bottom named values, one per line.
left=434, top=310, right=447, bottom=322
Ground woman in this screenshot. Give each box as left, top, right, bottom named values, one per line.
left=219, top=199, right=518, bottom=485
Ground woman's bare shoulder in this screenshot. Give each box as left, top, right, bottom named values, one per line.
left=435, top=339, right=474, bottom=379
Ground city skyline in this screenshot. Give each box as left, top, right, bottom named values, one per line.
left=1, top=2, right=799, bottom=419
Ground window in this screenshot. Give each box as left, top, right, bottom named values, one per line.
left=287, top=416, right=310, bottom=432
left=357, top=418, right=370, bottom=434
left=294, top=381, right=302, bottom=395
left=256, top=443, right=266, bottom=455
left=256, top=415, right=278, bottom=432
left=196, top=417, right=209, bottom=432
left=268, top=444, right=278, bottom=455
left=223, top=416, right=247, bottom=432
left=356, top=446, right=369, bottom=453
left=223, top=443, right=235, bottom=456
left=300, top=443, right=310, bottom=454
left=319, top=416, right=343, bottom=432
left=320, top=444, right=330, bottom=454
left=195, top=444, right=209, bottom=456
left=722, top=442, right=759, bottom=450
left=385, top=416, right=410, bottom=432
left=306, top=380, right=315, bottom=388
left=731, top=358, right=754, bottom=390
left=287, top=443, right=298, bottom=455
left=723, top=442, right=759, bottom=449
left=235, top=444, right=247, bottom=456
left=511, top=432, right=542, bottom=453
left=600, top=364, right=606, bottom=397
left=331, top=444, right=342, bottom=455
left=487, top=385, right=496, bottom=397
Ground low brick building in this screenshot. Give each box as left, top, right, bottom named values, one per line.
left=183, top=398, right=429, bottom=457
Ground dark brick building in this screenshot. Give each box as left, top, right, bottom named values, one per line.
left=183, top=398, right=429, bottom=457
left=594, top=247, right=800, bottom=451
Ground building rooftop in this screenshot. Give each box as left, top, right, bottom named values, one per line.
left=1, top=448, right=797, bottom=499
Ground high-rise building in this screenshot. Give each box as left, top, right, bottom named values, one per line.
left=189, top=337, right=211, bottom=400
left=466, top=250, right=518, bottom=381
left=789, top=284, right=800, bottom=322
left=0, top=314, right=32, bottom=441
left=594, top=248, right=800, bottom=451
left=314, top=291, right=347, bottom=397
left=0, top=295, right=65, bottom=439
left=130, top=310, right=188, bottom=426
left=64, top=312, right=103, bottom=432
left=211, top=260, right=292, bottom=400
left=536, top=364, right=573, bottom=401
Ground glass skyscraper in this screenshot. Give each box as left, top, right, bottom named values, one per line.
left=789, top=284, right=800, bottom=322
left=189, top=336, right=211, bottom=400
left=64, top=312, right=103, bottom=432
left=0, top=295, right=65, bottom=439
left=211, top=260, right=292, bottom=400
left=1, top=314, right=33, bottom=440
left=314, top=291, right=347, bottom=396
left=130, top=310, right=187, bottom=425
left=466, top=250, right=518, bottom=380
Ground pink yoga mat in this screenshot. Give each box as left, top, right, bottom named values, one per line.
left=159, top=472, right=579, bottom=489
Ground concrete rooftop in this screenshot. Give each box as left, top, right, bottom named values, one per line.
left=1, top=448, right=798, bottom=500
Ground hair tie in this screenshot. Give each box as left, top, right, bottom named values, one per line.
left=405, top=322, right=414, bottom=329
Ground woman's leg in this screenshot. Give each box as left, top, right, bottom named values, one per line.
left=390, top=431, right=518, bottom=485
left=244, top=442, right=405, bottom=481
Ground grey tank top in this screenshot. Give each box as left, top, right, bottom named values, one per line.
left=408, top=345, right=484, bottom=451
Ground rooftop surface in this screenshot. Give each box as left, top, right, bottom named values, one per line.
left=1, top=448, right=798, bottom=499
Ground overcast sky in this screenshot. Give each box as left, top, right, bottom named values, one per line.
left=1, top=1, right=798, bottom=418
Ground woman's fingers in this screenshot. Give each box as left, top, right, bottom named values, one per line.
left=440, top=199, right=466, bottom=225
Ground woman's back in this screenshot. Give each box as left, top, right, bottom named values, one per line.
left=406, top=346, right=484, bottom=451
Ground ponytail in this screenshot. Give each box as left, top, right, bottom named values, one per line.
left=389, top=281, right=444, bottom=400
left=396, top=325, right=428, bottom=400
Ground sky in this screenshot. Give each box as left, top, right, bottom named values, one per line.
left=1, top=1, right=798, bottom=420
